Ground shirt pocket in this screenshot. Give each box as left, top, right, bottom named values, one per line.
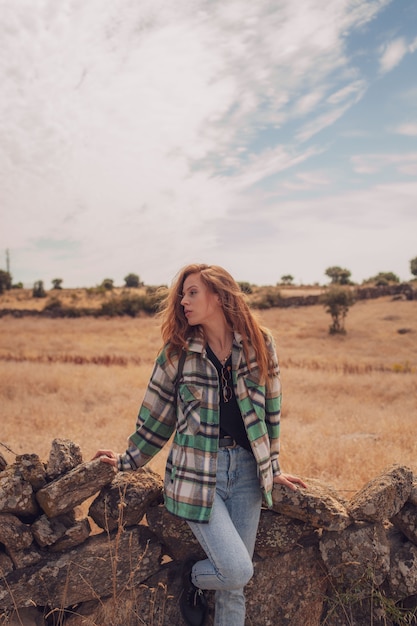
left=244, top=374, right=266, bottom=417
left=177, top=383, right=203, bottom=435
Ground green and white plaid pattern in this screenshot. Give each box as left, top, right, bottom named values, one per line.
left=118, top=331, right=281, bottom=522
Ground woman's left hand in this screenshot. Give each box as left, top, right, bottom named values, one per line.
left=273, top=473, right=307, bottom=492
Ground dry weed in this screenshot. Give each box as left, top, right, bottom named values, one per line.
left=0, top=297, right=416, bottom=493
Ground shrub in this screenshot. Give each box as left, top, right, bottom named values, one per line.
left=101, top=278, right=114, bottom=291
left=238, top=281, right=253, bottom=294
left=321, top=287, right=355, bottom=334
left=33, top=280, right=46, bottom=298
left=252, top=288, right=282, bottom=309
left=325, top=266, right=352, bottom=285
left=410, top=256, right=417, bottom=278
left=364, top=272, right=400, bottom=286
left=124, top=273, right=141, bottom=288
left=44, top=297, right=63, bottom=312
left=0, top=270, right=12, bottom=294
left=280, top=275, right=294, bottom=285
left=52, top=278, right=63, bottom=289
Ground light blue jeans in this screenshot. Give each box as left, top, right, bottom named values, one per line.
left=187, top=446, right=262, bottom=626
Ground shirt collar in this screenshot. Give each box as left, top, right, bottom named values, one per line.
left=186, top=330, right=243, bottom=353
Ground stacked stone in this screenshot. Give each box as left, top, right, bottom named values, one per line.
left=1, top=439, right=417, bottom=625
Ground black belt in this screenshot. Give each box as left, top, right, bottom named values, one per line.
left=219, top=437, right=238, bottom=448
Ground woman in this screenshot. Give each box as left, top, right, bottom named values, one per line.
left=94, top=263, right=306, bottom=626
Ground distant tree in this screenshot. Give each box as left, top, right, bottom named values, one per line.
left=325, top=266, right=352, bottom=285
left=101, top=278, right=114, bottom=291
left=124, top=273, right=141, bottom=288
left=52, top=278, right=63, bottom=290
left=238, top=281, right=253, bottom=294
left=321, top=287, right=355, bottom=335
left=367, top=272, right=400, bottom=286
left=33, top=280, right=46, bottom=298
left=280, top=274, right=294, bottom=285
left=0, top=269, right=12, bottom=294
left=410, top=256, right=417, bottom=278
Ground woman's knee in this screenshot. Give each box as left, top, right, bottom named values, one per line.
left=218, top=555, right=254, bottom=589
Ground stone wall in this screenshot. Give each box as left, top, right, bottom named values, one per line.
left=1, top=439, right=417, bottom=625
left=0, top=283, right=415, bottom=320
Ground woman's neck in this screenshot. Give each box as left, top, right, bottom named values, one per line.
left=203, top=324, right=233, bottom=364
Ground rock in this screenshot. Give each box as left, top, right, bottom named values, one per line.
left=272, top=478, right=351, bottom=531
left=31, top=513, right=70, bottom=547
left=46, top=438, right=83, bottom=480
left=89, top=467, right=163, bottom=531
left=408, top=479, right=417, bottom=506
left=55, top=600, right=100, bottom=626
left=246, top=544, right=327, bottom=626
left=0, top=465, right=38, bottom=516
left=146, top=503, right=205, bottom=561
left=255, top=508, right=317, bottom=558
left=320, top=521, right=390, bottom=588
left=391, top=502, right=417, bottom=545
left=385, top=537, right=417, bottom=600
left=348, top=464, right=413, bottom=522
left=36, top=459, right=116, bottom=517
left=322, top=594, right=396, bottom=626
left=0, top=607, right=46, bottom=626
left=7, top=543, right=44, bottom=569
left=64, top=561, right=214, bottom=626
left=0, top=552, right=14, bottom=576
left=1, top=438, right=416, bottom=624
left=0, top=526, right=161, bottom=609
left=0, top=513, right=33, bottom=551
left=0, top=450, right=8, bottom=471
left=31, top=512, right=90, bottom=551
left=15, top=454, right=47, bottom=491
left=49, top=518, right=91, bottom=552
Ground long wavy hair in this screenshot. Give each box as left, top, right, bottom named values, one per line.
left=159, top=264, right=273, bottom=381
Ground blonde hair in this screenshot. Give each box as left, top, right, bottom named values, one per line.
left=159, top=263, right=273, bottom=381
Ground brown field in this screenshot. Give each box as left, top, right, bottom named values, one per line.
left=0, top=284, right=324, bottom=311
left=1, top=295, right=416, bottom=495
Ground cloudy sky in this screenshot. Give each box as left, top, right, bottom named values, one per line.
left=1, top=0, right=416, bottom=288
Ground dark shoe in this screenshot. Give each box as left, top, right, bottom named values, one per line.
left=179, top=558, right=207, bottom=626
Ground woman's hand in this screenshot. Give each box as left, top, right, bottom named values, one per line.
left=92, top=449, right=118, bottom=467
left=273, top=473, right=307, bottom=492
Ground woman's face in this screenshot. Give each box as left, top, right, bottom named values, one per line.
left=180, top=272, right=221, bottom=327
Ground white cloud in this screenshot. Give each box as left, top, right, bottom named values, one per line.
left=351, top=153, right=417, bottom=175
left=379, top=37, right=408, bottom=73
left=219, top=181, right=417, bottom=285
left=392, top=123, right=417, bottom=136
left=0, top=0, right=415, bottom=288
left=409, top=36, right=417, bottom=53
left=296, top=105, right=351, bottom=143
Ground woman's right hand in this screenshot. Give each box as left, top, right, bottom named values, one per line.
left=92, top=449, right=118, bottom=467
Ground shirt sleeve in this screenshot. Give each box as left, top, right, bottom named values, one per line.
left=265, top=334, right=282, bottom=477
left=118, top=353, right=178, bottom=471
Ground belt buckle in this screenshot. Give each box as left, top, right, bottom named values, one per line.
left=223, top=437, right=237, bottom=449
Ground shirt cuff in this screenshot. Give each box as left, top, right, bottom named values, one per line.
left=117, top=452, right=135, bottom=471
left=271, top=456, right=281, bottom=477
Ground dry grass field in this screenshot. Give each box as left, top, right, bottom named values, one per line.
left=1, top=294, right=416, bottom=495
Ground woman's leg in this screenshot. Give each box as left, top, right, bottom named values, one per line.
left=187, top=447, right=262, bottom=626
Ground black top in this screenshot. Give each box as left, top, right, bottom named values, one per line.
left=206, top=344, right=252, bottom=453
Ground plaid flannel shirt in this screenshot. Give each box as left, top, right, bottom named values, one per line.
left=118, top=331, right=282, bottom=523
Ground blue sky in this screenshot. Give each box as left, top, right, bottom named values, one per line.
left=1, top=0, right=416, bottom=288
